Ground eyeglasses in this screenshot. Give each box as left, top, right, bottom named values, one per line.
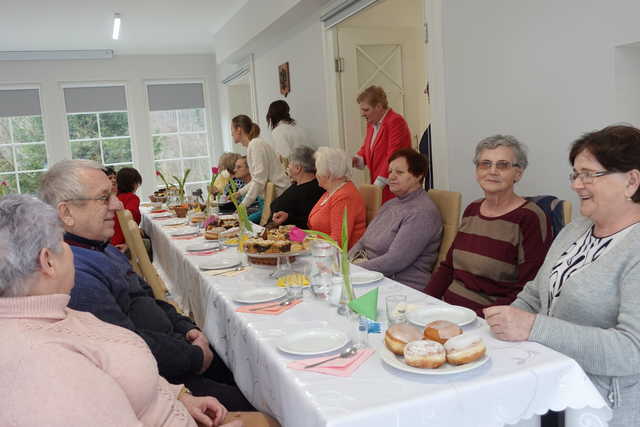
left=569, top=170, right=616, bottom=184
left=64, top=194, right=114, bottom=205
left=475, top=160, right=520, bottom=170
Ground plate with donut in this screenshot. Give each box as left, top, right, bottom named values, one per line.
left=407, top=305, right=477, bottom=327
left=380, top=322, right=489, bottom=375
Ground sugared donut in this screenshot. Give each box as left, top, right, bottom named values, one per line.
left=423, top=320, right=462, bottom=344
left=403, top=340, right=446, bottom=369
left=444, top=334, right=486, bottom=365
left=384, top=324, right=423, bottom=355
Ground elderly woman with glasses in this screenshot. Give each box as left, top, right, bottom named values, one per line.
left=0, top=195, right=242, bottom=427
left=484, top=125, right=640, bottom=427
left=270, top=145, right=325, bottom=229
left=425, top=135, right=553, bottom=315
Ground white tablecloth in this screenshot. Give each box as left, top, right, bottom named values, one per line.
left=142, top=213, right=612, bottom=427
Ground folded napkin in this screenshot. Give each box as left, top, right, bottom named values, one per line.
left=288, top=348, right=375, bottom=377
left=235, top=299, right=302, bottom=315
left=172, top=234, right=201, bottom=240
left=348, top=287, right=379, bottom=321
left=186, top=248, right=226, bottom=256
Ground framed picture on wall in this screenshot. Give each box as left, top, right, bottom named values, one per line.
left=279, top=62, right=290, bottom=97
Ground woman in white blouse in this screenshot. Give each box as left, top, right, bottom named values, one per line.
left=231, top=115, right=290, bottom=208
left=266, top=100, right=307, bottom=159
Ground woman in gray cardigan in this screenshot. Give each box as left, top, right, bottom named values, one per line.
left=484, top=125, right=640, bottom=427
left=348, top=148, right=442, bottom=289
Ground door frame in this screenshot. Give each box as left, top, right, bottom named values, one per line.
left=322, top=0, right=449, bottom=189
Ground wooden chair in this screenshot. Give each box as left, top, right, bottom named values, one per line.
left=562, top=200, right=572, bottom=225
left=357, top=184, right=382, bottom=225
left=115, top=210, right=143, bottom=277
left=125, top=219, right=171, bottom=302
left=260, top=181, right=276, bottom=226
left=427, top=189, right=462, bottom=271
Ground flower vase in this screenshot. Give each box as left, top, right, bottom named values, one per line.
left=336, top=253, right=354, bottom=316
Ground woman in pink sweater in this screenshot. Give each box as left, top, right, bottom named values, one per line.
left=0, top=194, right=242, bottom=427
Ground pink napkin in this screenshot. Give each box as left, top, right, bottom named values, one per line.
left=288, top=348, right=375, bottom=377
left=235, top=299, right=303, bottom=315
left=172, top=234, right=201, bottom=240
left=186, top=248, right=227, bottom=256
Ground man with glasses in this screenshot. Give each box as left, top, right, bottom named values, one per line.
left=39, top=160, right=255, bottom=412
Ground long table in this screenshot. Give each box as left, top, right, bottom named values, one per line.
left=142, top=212, right=612, bottom=427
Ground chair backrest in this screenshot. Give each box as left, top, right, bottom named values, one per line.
left=260, top=182, right=277, bottom=226
left=115, top=209, right=143, bottom=276
left=563, top=200, right=572, bottom=225
left=358, top=184, right=382, bottom=225
left=427, top=189, right=462, bottom=271
left=125, top=219, right=170, bottom=302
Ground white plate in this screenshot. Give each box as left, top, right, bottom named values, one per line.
left=350, top=271, right=384, bottom=286
left=379, top=342, right=489, bottom=375
left=407, top=305, right=477, bottom=327
left=151, top=212, right=173, bottom=219
left=169, top=227, right=200, bottom=237
left=234, top=287, right=287, bottom=304
left=163, top=218, right=187, bottom=226
left=277, top=328, right=349, bottom=356
left=246, top=249, right=308, bottom=258
left=199, top=257, right=241, bottom=270
left=186, top=242, right=220, bottom=252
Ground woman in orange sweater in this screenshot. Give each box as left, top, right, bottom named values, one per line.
left=308, top=147, right=366, bottom=249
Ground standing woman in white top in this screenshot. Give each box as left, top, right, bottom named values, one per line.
left=231, top=115, right=290, bottom=208
left=266, top=100, right=307, bottom=159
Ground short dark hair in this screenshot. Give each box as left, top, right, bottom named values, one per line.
left=569, top=125, right=640, bottom=203
left=103, top=166, right=116, bottom=177
left=266, top=100, right=295, bottom=129
left=388, top=148, right=428, bottom=181
left=116, top=167, right=142, bottom=194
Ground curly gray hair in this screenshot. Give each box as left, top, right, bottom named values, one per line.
left=289, top=145, right=317, bottom=174
left=40, top=159, right=104, bottom=207
left=473, top=135, right=528, bottom=170
left=0, top=194, right=64, bottom=297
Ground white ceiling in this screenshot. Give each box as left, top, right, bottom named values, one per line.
left=0, top=0, right=248, bottom=55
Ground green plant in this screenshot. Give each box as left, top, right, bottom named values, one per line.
left=172, top=168, right=191, bottom=204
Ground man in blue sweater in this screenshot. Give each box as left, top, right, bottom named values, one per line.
left=39, top=159, right=253, bottom=411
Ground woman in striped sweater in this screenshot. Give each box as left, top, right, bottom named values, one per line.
left=425, top=135, right=552, bottom=316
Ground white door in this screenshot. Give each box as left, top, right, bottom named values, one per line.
left=337, top=26, right=425, bottom=185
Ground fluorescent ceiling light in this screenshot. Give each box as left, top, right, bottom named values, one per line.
left=0, top=50, right=114, bottom=61
left=112, top=13, right=121, bottom=40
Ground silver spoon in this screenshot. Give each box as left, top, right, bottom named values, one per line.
left=248, top=298, right=293, bottom=311
left=208, top=266, right=244, bottom=276
left=304, top=345, right=359, bottom=369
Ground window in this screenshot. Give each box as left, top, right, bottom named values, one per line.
left=0, top=89, right=48, bottom=194
left=64, top=86, right=133, bottom=169
left=148, top=83, right=211, bottom=193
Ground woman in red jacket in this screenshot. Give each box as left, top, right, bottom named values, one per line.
left=111, top=167, right=142, bottom=249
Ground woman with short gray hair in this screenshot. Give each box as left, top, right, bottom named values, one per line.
left=270, top=146, right=325, bottom=228
left=426, top=135, right=553, bottom=315
left=307, top=147, right=367, bottom=249
left=0, top=194, right=243, bottom=427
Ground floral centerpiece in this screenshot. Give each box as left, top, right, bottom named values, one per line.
left=205, top=166, right=220, bottom=211
left=289, top=208, right=354, bottom=304
left=172, top=168, right=191, bottom=205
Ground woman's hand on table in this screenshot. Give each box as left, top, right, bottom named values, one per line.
left=179, top=393, right=228, bottom=427
left=272, top=211, right=288, bottom=225
left=483, top=306, right=535, bottom=341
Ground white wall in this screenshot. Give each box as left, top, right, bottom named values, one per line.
left=439, top=0, right=640, bottom=209
left=0, top=54, right=222, bottom=199
left=217, top=18, right=329, bottom=153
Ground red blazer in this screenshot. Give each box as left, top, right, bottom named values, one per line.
left=356, top=108, right=411, bottom=203
left=111, top=192, right=141, bottom=246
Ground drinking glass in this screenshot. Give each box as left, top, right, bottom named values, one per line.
left=386, top=295, right=408, bottom=325
left=309, top=240, right=337, bottom=300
